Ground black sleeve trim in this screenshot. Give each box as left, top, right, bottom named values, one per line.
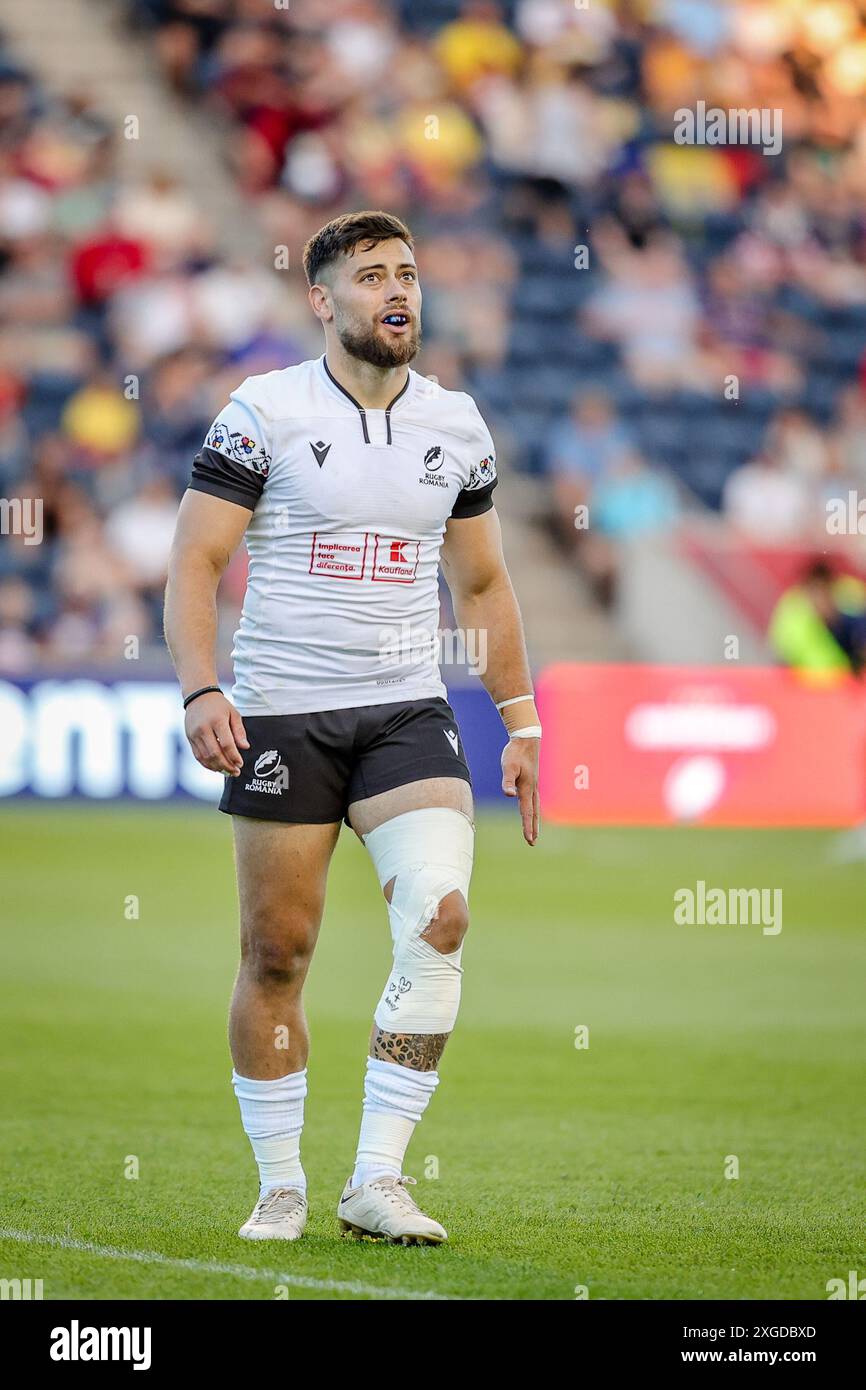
left=188, top=446, right=264, bottom=512
left=450, top=476, right=497, bottom=518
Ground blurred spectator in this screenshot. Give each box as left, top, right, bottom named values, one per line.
left=582, top=451, right=681, bottom=605
left=0, top=217, right=73, bottom=328
left=592, top=452, right=680, bottom=540
left=137, top=347, right=219, bottom=491
left=61, top=372, right=140, bottom=461
left=763, top=408, right=829, bottom=481
left=0, top=575, right=39, bottom=672
left=0, top=369, right=29, bottom=487
left=418, top=231, right=515, bottom=368
left=583, top=234, right=703, bottom=390
left=435, top=1, right=523, bottom=94
left=545, top=389, right=633, bottom=547
left=104, top=475, right=178, bottom=593
left=769, top=559, right=866, bottom=675
left=70, top=221, right=149, bottom=307
left=723, top=453, right=814, bottom=543
left=474, top=57, right=616, bottom=188
left=699, top=256, right=801, bottom=393
left=114, top=170, right=205, bottom=261
left=830, top=386, right=866, bottom=489
left=150, top=0, right=233, bottom=95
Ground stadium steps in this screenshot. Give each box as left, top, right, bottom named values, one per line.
left=1, top=0, right=263, bottom=262
left=497, top=472, right=630, bottom=665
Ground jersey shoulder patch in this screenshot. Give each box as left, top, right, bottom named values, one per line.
left=202, top=372, right=283, bottom=478
left=446, top=392, right=498, bottom=519
left=455, top=391, right=497, bottom=488
left=465, top=450, right=497, bottom=491
left=205, top=416, right=271, bottom=477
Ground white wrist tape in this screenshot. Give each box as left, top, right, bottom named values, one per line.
left=495, top=694, right=535, bottom=710
left=509, top=725, right=542, bottom=738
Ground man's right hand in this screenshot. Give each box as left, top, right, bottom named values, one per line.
left=184, top=692, right=249, bottom=776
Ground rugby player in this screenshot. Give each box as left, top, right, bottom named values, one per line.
left=164, top=211, right=540, bottom=1245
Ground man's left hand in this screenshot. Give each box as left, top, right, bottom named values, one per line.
left=501, top=736, right=540, bottom=846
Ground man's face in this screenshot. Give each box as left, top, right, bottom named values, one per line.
left=326, top=237, right=422, bottom=368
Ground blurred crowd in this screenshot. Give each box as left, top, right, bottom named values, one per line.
left=4, top=0, right=866, bottom=666
left=547, top=384, right=866, bottom=604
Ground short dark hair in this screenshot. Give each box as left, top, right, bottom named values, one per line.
left=302, top=210, right=414, bottom=288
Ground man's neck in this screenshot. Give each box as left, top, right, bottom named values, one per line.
left=323, top=343, right=410, bottom=410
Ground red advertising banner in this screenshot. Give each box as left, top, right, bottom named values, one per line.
left=537, top=664, right=866, bottom=826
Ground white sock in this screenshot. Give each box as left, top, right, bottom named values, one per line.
left=232, top=1068, right=307, bottom=1196
left=352, top=1056, right=439, bottom=1188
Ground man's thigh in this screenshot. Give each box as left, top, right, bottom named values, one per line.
left=347, top=776, right=473, bottom=838
left=232, top=817, right=341, bottom=947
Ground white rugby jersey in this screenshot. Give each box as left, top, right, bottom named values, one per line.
left=189, top=354, right=498, bottom=715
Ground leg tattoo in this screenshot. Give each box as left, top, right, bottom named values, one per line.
left=371, top=1027, right=449, bottom=1071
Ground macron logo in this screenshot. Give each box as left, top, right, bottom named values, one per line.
left=50, top=1321, right=152, bottom=1371
left=444, top=729, right=459, bottom=755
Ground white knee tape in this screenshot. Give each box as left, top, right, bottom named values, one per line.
left=363, top=808, right=474, bottom=1034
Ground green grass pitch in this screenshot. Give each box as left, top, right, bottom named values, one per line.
left=1, top=804, right=864, bottom=1301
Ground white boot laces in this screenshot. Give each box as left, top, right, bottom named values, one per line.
left=254, top=1187, right=305, bottom=1224
left=371, top=1175, right=421, bottom=1213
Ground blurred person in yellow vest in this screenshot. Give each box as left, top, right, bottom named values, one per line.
left=769, top=558, right=866, bottom=676
left=434, top=0, right=523, bottom=93
left=61, top=371, right=140, bottom=461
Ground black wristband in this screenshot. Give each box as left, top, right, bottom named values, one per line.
left=183, top=685, right=222, bottom=710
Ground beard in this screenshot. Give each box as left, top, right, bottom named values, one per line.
left=336, top=313, right=422, bottom=368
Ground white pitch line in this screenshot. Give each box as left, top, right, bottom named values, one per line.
left=0, top=1228, right=456, bottom=1301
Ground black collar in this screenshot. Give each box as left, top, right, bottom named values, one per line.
left=322, top=356, right=410, bottom=445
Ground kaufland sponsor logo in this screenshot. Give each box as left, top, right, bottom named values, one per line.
left=371, top=535, right=420, bottom=583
